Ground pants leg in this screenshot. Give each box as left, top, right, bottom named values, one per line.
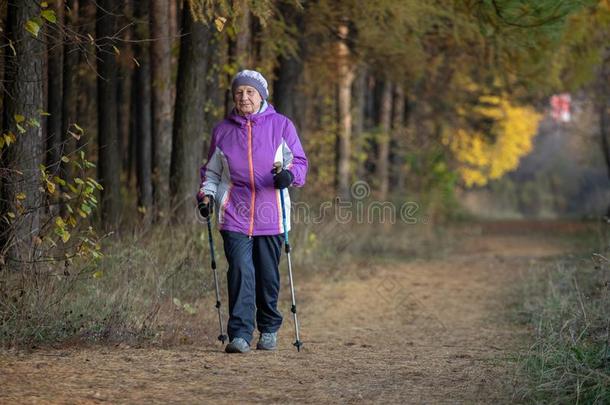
left=252, top=234, right=284, bottom=333
left=220, top=230, right=255, bottom=343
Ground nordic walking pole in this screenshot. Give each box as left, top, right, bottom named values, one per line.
left=205, top=212, right=228, bottom=345
left=274, top=162, right=303, bottom=352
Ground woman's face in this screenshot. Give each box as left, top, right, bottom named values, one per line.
left=233, top=85, right=262, bottom=115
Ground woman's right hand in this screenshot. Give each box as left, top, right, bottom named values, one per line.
left=198, top=195, right=214, bottom=218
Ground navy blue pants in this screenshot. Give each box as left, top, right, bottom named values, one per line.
left=220, top=230, right=284, bottom=344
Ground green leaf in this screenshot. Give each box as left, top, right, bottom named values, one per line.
left=41, top=10, right=57, bottom=23
left=81, top=203, right=91, bottom=215
left=53, top=176, right=66, bottom=186
left=16, top=123, right=26, bottom=134
left=61, top=230, right=70, bottom=243
left=14, top=114, right=25, bottom=123
left=25, top=20, right=40, bottom=38
left=55, top=216, right=65, bottom=228
left=4, top=132, right=15, bottom=145
left=87, top=177, right=103, bottom=190
left=173, top=298, right=182, bottom=307
left=61, top=156, right=70, bottom=163
left=93, top=270, right=103, bottom=279
left=46, top=180, right=56, bottom=194
left=28, top=118, right=40, bottom=128
left=74, top=178, right=84, bottom=185
left=73, top=123, right=84, bottom=133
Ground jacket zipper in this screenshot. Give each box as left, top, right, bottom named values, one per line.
left=247, top=119, right=255, bottom=237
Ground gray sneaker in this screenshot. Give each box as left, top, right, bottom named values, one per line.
left=256, top=332, right=277, bottom=351
left=225, top=337, right=250, bottom=353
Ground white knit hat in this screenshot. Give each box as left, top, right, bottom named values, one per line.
left=231, top=69, right=269, bottom=100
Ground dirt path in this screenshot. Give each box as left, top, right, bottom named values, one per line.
left=0, top=225, right=577, bottom=404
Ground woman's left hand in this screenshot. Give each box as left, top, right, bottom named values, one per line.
left=272, top=168, right=293, bottom=189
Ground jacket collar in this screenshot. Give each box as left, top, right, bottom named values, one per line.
left=228, top=103, right=276, bottom=126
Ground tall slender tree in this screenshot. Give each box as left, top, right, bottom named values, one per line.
left=336, top=21, right=354, bottom=199
left=117, top=0, right=134, bottom=182
left=225, top=0, right=252, bottom=115
left=273, top=2, right=304, bottom=124
left=134, top=0, right=153, bottom=220
left=150, top=0, right=173, bottom=219
left=46, top=0, right=65, bottom=175
left=96, top=0, right=123, bottom=226
left=60, top=0, right=80, bottom=187
left=351, top=65, right=367, bottom=181
left=392, top=85, right=406, bottom=193
left=1, top=0, right=46, bottom=269
left=376, top=80, right=392, bottom=200
left=170, top=1, right=213, bottom=220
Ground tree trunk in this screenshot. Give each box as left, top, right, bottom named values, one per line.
left=0, top=1, right=6, bottom=137
left=235, top=4, right=252, bottom=68
left=150, top=0, right=173, bottom=220
left=392, top=86, right=406, bottom=193
left=170, top=2, right=213, bottom=220
left=117, top=0, right=133, bottom=181
left=127, top=81, right=137, bottom=185
left=225, top=0, right=251, bottom=115
left=274, top=54, right=301, bottom=121
left=61, top=0, right=80, bottom=188
left=336, top=22, right=355, bottom=200
left=168, top=0, right=178, bottom=115
left=1, top=0, right=45, bottom=270
left=376, top=80, right=392, bottom=200
left=96, top=0, right=123, bottom=226
left=46, top=0, right=65, bottom=176
left=352, top=65, right=366, bottom=181
left=134, top=0, right=153, bottom=221
left=273, top=2, right=304, bottom=124
left=598, top=52, right=610, bottom=217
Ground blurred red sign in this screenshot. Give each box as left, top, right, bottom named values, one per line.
left=550, top=93, right=571, bottom=123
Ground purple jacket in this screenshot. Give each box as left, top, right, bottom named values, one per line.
left=199, top=104, right=308, bottom=236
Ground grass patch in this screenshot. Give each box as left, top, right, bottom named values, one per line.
left=0, top=217, right=444, bottom=348
left=514, top=227, right=610, bottom=404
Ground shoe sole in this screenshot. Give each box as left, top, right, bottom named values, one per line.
left=225, top=345, right=250, bottom=353
left=256, top=343, right=277, bottom=351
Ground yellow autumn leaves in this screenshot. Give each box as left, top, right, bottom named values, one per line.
left=444, top=95, right=542, bottom=187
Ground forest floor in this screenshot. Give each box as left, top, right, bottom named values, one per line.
left=0, top=221, right=595, bottom=404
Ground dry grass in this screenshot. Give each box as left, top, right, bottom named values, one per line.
left=0, top=212, right=445, bottom=348
left=514, top=223, right=610, bottom=404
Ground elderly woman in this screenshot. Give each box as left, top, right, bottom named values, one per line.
left=197, top=70, right=308, bottom=353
